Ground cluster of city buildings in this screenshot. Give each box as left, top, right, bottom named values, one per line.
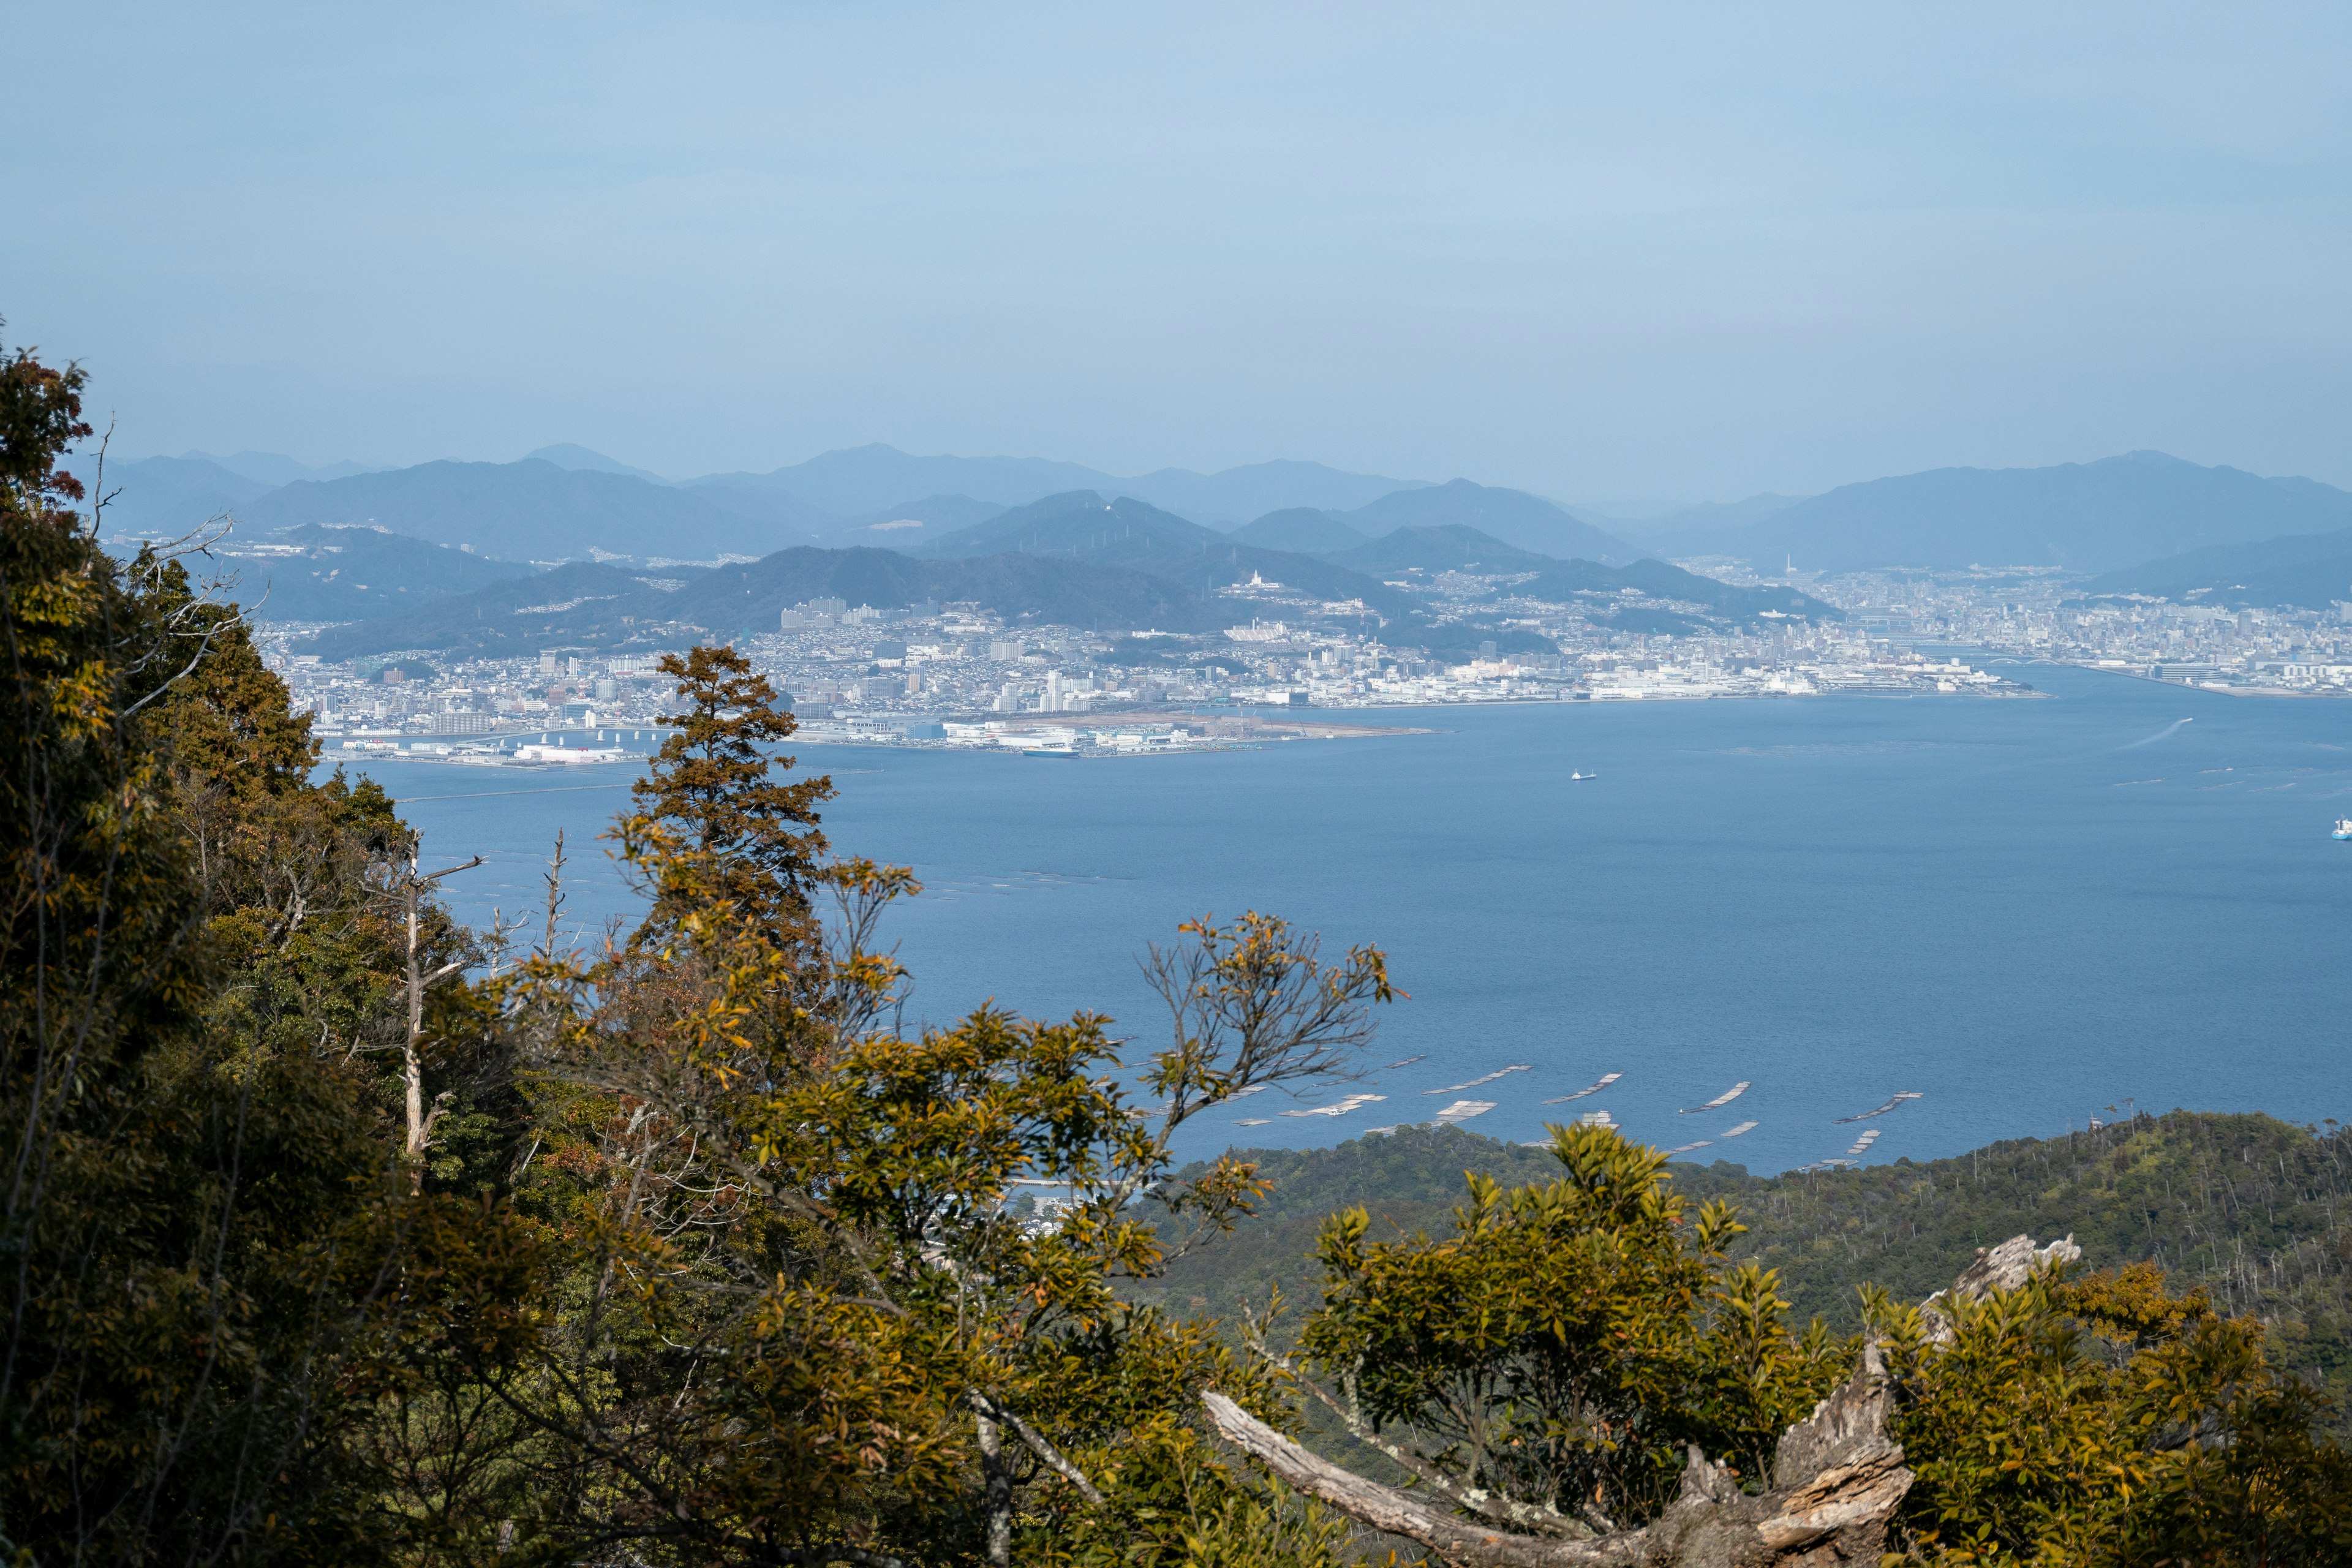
left=1809, top=567, right=2352, bottom=694
left=256, top=561, right=2352, bottom=764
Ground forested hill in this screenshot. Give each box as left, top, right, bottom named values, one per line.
left=1145, top=1111, right=2352, bottom=1427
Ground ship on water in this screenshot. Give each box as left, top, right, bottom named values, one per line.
left=2334, top=818, right=2352, bottom=841
left=1569, top=771, right=1599, bottom=782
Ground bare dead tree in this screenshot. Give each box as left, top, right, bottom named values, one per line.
left=375, top=834, right=481, bottom=1183
left=1115, top=911, right=1398, bottom=1218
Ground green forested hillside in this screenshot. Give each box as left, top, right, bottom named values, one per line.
left=1147, top=1111, right=2352, bottom=1423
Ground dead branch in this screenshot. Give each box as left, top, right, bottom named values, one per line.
left=1202, top=1234, right=2082, bottom=1566
left=965, top=1391, right=1106, bottom=1506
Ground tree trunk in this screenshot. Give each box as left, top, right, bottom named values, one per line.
left=402, top=846, right=426, bottom=1177
left=976, top=1411, right=1012, bottom=1567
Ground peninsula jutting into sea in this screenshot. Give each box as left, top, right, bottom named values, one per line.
left=86, top=437, right=2349, bottom=765
left=257, top=548, right=2352, bottom=764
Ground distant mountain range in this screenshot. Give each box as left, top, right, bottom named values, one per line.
left=300, top=510, right=1833, bottom=660
left=185, top=451, right=382, bottom=486
left=95, top=456, right=277, bottom=537
left=238, top=460, right=789, bottom=564
left=96, top=443, right=2352, bottom=602
left=682, top=445, right=1428, bottom=526
left=1642, top=452, right=2352, bottom=574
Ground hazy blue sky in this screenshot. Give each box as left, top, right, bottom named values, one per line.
left=9, top=2, right=2349, bottom=500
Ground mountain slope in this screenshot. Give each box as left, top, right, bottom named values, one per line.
left=810, top=495, right=1008, bottom=554
left=1671, top=452, right=2352, bottom=574
left=298, top=561, right=689, bottom=659
left=2081, top=527, right=2352, bottom=609
left=1334, top=523, right=1550, bottom=575
left=695, top=445, right=1428, bottom=526
left=186, top=451, right=379, bottom=486
left=524, top=443, right=673, bottom=484
left=1342, top=479, right=1632, bottom=562
left=1137, top=1113, right=2352, bottom=1430
left=915, top=491, right=1226, bottom=560
left=241, top=459, right=798, bottom=563
left=917, top=492, right=1414, bottom=618
left=221, top=524, right=534, bottom=621
left=1613, top=492, right=1804, bottom=551
left=1116, top=459, right=1425, bottom=524
left=296, top=545, right=1242, bottom=657
left=681, top=475, right=843, bottom=544
left=709, top=446, right=1120, bottom=515
left=669, top=548, right=1234, bottom=639
left=99, top=456, right=275, bottom=538
left=1232, top=508, right=1368, bottom=553
left=1509, top=557, right=1840, bottom=626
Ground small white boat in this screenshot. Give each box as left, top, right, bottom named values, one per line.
left=2334, top=818, right=2352, bottom=841
left=1569, top=771, right=1599, bottom=782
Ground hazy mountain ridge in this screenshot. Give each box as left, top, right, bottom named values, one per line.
left=299, top=545, right=1250, bottom=658
left=1611, top=492, right=1804, bottom=546
left=694, top=444, right=1429, bottom=524
left=1506, top=557, right=1839, bottom=627
left=104, top=445, right=2352, bottom=591
left=213, top=523, right=534, bottom=620
left=816, top=494, right=1011, bottom=552
left=1654, top=451, right=2352, bottom=573
left=96, top=456, right=277, bottom=538
left=524, top=443, right=673, bottom=485
left=1332, top=521, right=1552, bottom=575
left=1338, top=478, right=1634, bottom=562
left=2082, top=526, right=2352, bottom=609
left=239, top=459, right=798, bottom=563
left=911, top=491, right=1419, bottom=619
left=914, top=491, right=1227, bottom=560
left=186, top=451, right=382, bottom=486
left=1229, top=507, right=1368, bottom=553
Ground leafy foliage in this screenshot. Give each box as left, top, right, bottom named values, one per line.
left=0, top=336, right=527, bottom=1566
left=1298, top=1125, right=1849, bottom=1534
left=1872, top=1264, right=2352, bottom=1564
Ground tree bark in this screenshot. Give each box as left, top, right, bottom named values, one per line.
left=402, top=846, right=429, bottom=1180
left=391, top=839, right=478, bottom=1191
left=976, top=1411, right=1012, bottom=1567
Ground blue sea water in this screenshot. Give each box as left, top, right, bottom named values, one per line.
left=353, top=661, right=2352, bottom=1175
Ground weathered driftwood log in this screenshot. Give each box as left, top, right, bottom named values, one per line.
left=1201, top=1233, right=2075, bottom=1567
